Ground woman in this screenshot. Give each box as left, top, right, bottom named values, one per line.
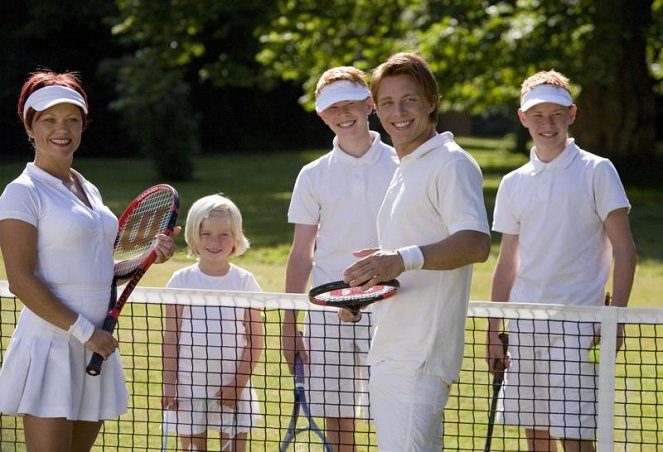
left=0, top=69, right=179, bottom=451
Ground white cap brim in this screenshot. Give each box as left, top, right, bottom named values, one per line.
left=23, top=85, right=88, bottom=117
left=315, top=80, right=370, bottom=113
left=520, top=85, right=573, bottom=111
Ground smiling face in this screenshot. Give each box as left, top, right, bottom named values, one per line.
left=375, top=74, right=436, bottom=158
left=317, top=98, right=373, bottom=147
left=195, top=213, right=235, bottom=273
left=27, top=103, right=83, bottom=169
left=518, top=102, right=577, bottom=161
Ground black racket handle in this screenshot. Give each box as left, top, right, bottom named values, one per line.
left=85, top=316, right=118, bottom=376
left=493, top=333, right=509, bottom=374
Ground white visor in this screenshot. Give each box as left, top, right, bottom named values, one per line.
left=520, top=85, right=573, bottom=112
left=315, top=80, right=371, bottom=113
left=23, top=85, right=88, bottom=117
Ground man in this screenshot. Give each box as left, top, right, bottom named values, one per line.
left=343, top=52, right=491, bottom=451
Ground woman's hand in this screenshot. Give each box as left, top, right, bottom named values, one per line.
left=153, top=226, right=181, bottom=263
left=85, top=328, right=119, bottom=361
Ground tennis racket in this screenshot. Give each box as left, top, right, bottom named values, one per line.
left=308, top=279, right=400, bottom=314
left=86, top=184, right=179, bottom=376
left=485, top=332, right=508, bottom=452
left=280, top=353, right=332, bottom=452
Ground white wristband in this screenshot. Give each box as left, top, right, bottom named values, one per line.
left=68, top=314, right=95, bottom=344
left=397, top=245, right=424, bottom=272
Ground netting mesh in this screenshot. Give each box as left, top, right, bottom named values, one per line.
left=1, top=283, right=661, bottom=451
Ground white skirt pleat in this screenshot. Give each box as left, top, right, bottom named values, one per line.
left=0, top=305, right=128, bottom=421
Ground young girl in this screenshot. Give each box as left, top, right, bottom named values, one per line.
left=161, top=194, right=264, bottom=451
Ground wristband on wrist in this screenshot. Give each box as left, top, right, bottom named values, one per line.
left=68, top=314, right=95, bottom=344
left=397, top=245, right=424, bottom=272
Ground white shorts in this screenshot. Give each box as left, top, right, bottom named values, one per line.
left=162, top=394, right=260, bottom=437
left=305, top=310, right=371, bottom=419
left=369, top=360, right=451, bottom=452
left=501, top=326, right=598, bottom=440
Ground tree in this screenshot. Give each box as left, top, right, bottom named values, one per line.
left=258, top=0, right=662, bottom=184
left=573, top=0, right=657, bottom=183
left=0, top=0, right=127, bottom=159
left=106, top=0, right=280, bottom=180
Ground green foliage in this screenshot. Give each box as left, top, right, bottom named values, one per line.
left=257, top=0, right=413, bottom=108
left=105, top=0, right=286, bottom=179
left=256, top=0, right=663, bottom=183
left=256, top=0, right=598, bottom=112
left=107, top=51, right=199, bottom=180
left=112, top=0, right=276, bottom=88
left=650, top=0, right=663, bottom=89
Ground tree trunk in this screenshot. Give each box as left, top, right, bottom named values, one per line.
left=573, top=0, right=659, bottom=185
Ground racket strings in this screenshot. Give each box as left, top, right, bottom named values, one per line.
left=315, top=285, right=396, bottom=303
left=113, top=191, right=176, bottom=276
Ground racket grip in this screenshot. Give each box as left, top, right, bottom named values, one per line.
left=86, top=353, right=104, bottom=376
left=100, top=315, right=119, bottom=333
left=85, top=316, right=119, bottom=376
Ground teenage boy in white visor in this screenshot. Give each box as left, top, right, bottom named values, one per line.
left=486, top=70, right=636, bottom=452
left=342, top=52, right=491, bottom=451
left=281, top=66, right=397, bottom=451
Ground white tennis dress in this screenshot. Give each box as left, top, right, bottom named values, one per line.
left=162, top=263, right=262, bottom=435
left=0, top=163, right=128, bottom=421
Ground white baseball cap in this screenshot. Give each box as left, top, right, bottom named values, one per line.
left=520, top=85, right=573, bottom=112
left=23, top=85, right=88, bottom=117
left=315, top=80, right=371, bottom=113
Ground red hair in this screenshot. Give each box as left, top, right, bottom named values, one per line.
left=18, top=69, right=89, bottom=129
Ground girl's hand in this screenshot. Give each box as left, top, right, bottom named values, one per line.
left=215, top=385, right=242, bottom=409
left=161, top=384, right=179, bottom=410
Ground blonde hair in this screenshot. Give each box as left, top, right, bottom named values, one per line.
left=521, top=70, right=571, bottom=98
left=315, top=66, right=368, bottom=98
left=184, top=194, right=250, bottom=258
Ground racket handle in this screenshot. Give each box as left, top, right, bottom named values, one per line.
left=100, top=314, right=119, bottom=333
left=86, top=353, right=104, bottom=376
left=85, top=316, right=119, bottom=376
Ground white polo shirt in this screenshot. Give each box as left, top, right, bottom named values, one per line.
left=288, top=132, right=397, bottom=286
left=368, top=132, right=490, bottom=382
left=493, top=139, right=630, bottom=312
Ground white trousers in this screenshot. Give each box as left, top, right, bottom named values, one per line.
left=369, top=360, right=451, bottom=451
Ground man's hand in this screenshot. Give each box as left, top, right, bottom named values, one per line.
left=343, top=248, right=404, bottom=290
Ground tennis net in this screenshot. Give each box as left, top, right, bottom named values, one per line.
left=1, top=281, right=662, bottom=451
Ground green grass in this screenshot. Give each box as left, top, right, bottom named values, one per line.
left=1, top=136, right=662, bottom=450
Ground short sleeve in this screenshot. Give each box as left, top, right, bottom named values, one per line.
left=243, top=272, right=262, bottom=292
left=287, top=168, right=320, bottom=226
left=165, top=271, right=183, bottom=289
left=593, top=159, right=630, bottom=221
left=437, top=155, right=490, bottom=236
left=0, top=181, right=40, bottom=226
left=492, top=174, right=520, bottom=234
